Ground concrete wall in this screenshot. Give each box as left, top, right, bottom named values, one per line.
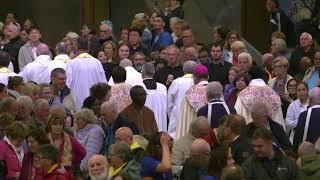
left=1, top=0, right=82, bottom=46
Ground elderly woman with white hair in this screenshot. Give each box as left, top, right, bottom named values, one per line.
left=238, top=52, right=253, bottom=73
left=16, top=96, right=33, bottom=123
left=197, top=81, right=236, bottom=128
left=271, top=38, right=289, bottom=58
left=74, top=108, right=106, bottom=172
left=230, top=40, right=246, bottom=65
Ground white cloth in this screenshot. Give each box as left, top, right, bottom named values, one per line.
left=18, top=55, right=52, bottom=83
left=8, top=62, right=14, bottom=72
left=47, top=54, right=71, bottom=73
left=66, top=53, right=107, bottom=110
left=108, top=66, right=143, bottom=86
left=167, top=74, right=194, bottom=138
left=234, top=79, right=285, bottom=128
left=0, top=67, right=18, bottom=85
left=175, top=81, right=208, bottom=140
left=145, top=82, right=168, bottom=132
left=286, top=99, right=309, bottom=142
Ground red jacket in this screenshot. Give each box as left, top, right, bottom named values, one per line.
left=0, top=140, right=25, bottom=179
left=20, top=152, right=43, bottom=180
left=43, top=164, right=73, bottom=180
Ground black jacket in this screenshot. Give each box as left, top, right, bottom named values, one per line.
left=246, top=120, right=291, bottom=151
left=229, top=135, right=253, bottom=165
left=293, top=107, right=320, bottom=151
left=242, top=147, right=298, bottom=180
left=2, top=36, right=25, bottom=73
left=180, top=158, right=208, bottom=180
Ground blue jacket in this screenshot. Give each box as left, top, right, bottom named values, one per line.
left=151, top=31, right=173, bottom=51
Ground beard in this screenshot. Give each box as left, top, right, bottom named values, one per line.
left=134, top=64, right=143, bottom=72
left=90, top=172, right=108, bottom=180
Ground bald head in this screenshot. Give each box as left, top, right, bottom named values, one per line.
left=119, top=58, right=133, bottom=68
left=115, top=127, right=133, bottom=145
left=36, top=43, right=51, bottom=56
left=309, top=87, right=320, bottom=105
left=88, top=155, right=108, bottom=177
left=298, top=142, right=316, bottom=157
left=191, top=138, right=210, bottom=155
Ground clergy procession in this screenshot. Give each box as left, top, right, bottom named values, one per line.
left=1, top=0, right=320, bottom=179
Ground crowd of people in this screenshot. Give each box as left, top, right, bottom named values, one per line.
left=0, top=0, right=320, bottom=179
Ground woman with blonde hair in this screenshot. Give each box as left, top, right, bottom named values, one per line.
left=45, top=113, right=86, bottom=174
left=101, top=41, right=118, bottom=80
left=223, top=31, right=241, bottom=63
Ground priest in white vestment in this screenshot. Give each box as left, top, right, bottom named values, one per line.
left=0, top=51, right=18, bottom=85
left=48, top=42, right=71, bottom=73
left=234, top=78, right=285, bottom=128
left=176, top=64, right=208, bottom=139
left=167, top=61, right=197, bottom=138
left=108, top=59, right=143, bottom=86
left=109, top=66, right=132, bottom=112
left=141, top=62, right=168, bottom=132
left=66, top=37, right=107, bottom=110
left=19, top=43, right=52, bottom=84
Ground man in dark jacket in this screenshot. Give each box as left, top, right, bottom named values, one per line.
left=100, top=101, right=139, bottom=155
left=242, top=128, right=298, bottom=180
left=221, top=114, right=253, bottom=165
left=1, top=22, right=25, bottom=73
left=246, top=102, right=291, bottom=151
left=294, top=87, right=320, bottom=151
left=266, top=0, right=295, bottom=47
left=180, top=139, right=210, bottom=180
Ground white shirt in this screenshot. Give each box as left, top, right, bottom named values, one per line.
left=0, top=67, right=18, bottom=85
left=108, top=66, right=143, bottom=86
left=144, top=81, right=168, bottom=132
left=167, top=74, right=194, bottom=138
left=47, top=54, right=71, bottom=73
left=286, top=99, right=309, bottom=131
left=19, top=55, right=52, bottom=83
left=66, top=53, right=107, bottom=110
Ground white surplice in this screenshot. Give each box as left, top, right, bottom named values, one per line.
left=144, top=82, right=168, bottom=132
left=167, top=74, right=194, bottom=139
left=18, top=55, right=51, bottom=84
left=108, top=66, right=143, bottom=86
left=66, top=53, right=107, bottom=110
left=0, top=67, right=18, bottom=85
left=47, top=54, right=71, bottom=73
left=234, top=79, right=285, bottom=128
left=175, top=80, right=208, bottom=140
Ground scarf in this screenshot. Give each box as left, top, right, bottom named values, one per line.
left=48, top=132, right=72, bottom=167
left=3, top=136, right=24, bottom=166
left=108, top=162, right=127, bottom=177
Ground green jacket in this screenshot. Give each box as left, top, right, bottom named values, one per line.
left=242, top=149, right=298, bottom=180
left=299, top=154, right=320, bottom=180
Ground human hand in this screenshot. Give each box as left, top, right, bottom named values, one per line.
left=166, top=74, right=174, bottom=86
left=160, top=132, right=170, bottom=147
